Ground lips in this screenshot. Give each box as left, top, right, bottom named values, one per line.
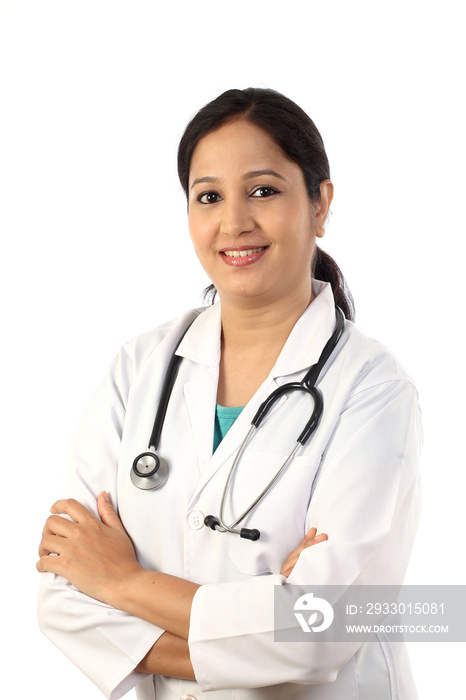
left=220, top=245, right=269, bottom=267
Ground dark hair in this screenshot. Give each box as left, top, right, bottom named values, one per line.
left=178, top=87, right=355, bottom=321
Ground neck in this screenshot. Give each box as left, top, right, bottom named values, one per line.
left=219, top=283, right=313, bottom=353
left=215, top=283, right=314, bottom=407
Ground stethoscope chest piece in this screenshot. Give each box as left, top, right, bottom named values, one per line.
left=131, top=451, right=169, bottom=490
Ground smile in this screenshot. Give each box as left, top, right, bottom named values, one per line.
left=222, top=247, right=267, bottom=258
left=220, top=246, right=269, bottom=267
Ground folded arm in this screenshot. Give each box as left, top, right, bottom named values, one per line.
left=37, top=491, right=326, bottom=679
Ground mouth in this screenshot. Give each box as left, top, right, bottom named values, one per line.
left=222, top=246, right=268, bottom=258
left=219, top=245, right=269, bottom=267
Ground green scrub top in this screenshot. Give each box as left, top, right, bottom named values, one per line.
left=213, top=404, right=244, bottom=452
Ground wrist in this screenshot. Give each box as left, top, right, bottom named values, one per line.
left=110, top=563, right=148, bottom=614
left=113, top=568, right=200, bottom=639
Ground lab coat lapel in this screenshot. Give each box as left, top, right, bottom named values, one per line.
left=176, top=303, right=222, bottom=481
left=183, top=366, right=218, bottom=477
left=272, top=280, right=337, bottom=380
left=177, top=281, right=338, bottom=504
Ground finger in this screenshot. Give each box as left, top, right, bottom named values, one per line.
left=280, top=529, right=328, bottom=577
left=302, top=532, right=328, bottom=549
left=39, top=533, right=62, bottom=557
left=280, top=555, right=298, bottom=578
left=97, top=491, right=126, bottom=533
left=36, top=552, right=68, bottom=576
left=50, top=498, right=94, bottom=523
left=36, top=555, right=52, bottom=574
left=315, top=533, right=328, bottom=542
left=42, top=514, right=75, bottom=539
left=39, top=515, right=76, bottom=557
left=303, top=527, right=317, bottom=541
left=38, top=542, right=52, bottom=558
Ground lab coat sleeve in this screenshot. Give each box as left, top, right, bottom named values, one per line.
left=37, top=345, right=165, bottom=700
left=188, top=377, right=422, bottom=691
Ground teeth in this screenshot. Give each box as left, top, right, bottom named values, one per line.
left=223, top=247, right=265, bottom=258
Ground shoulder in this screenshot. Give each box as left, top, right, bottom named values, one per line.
left=310, top=282, right=417, bottom=396
left=341, top=320, right=419, bottom=402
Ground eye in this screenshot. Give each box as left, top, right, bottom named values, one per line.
left=198, top=191, right=222, bottom=204
left=250, top=186, right=280, bottom=198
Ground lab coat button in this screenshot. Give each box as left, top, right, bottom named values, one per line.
left=180, top=695, right=197, bottom=700
left=188, top=510, right=204, bottom=530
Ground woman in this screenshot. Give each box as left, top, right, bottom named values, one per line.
left=37, top=88, right=421, bottom=700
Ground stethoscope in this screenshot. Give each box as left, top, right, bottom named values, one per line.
left=131, top=306, right=346, bottom=541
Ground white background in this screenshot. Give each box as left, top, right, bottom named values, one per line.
left=1, top=0, right=464, bottom=697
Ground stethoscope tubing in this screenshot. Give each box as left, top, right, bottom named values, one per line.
left=218, top=436, right=301, bottom=534
left=131, top=305, right=346, bottom=540
left=210, top=306, right=346, bottom=538
left=148, top=321, right=194, bottom=451
left=252, top=384, right=323, bottom=444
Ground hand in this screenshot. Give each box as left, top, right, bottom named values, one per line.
left=280, top=527, right=327, bottom=577
left=36, top=492, right=142, bottom=608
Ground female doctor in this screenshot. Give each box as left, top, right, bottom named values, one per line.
left=37, top=88, right=422, bottom=700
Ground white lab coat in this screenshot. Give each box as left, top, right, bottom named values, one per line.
left=38, top=281, right=422, bottom=700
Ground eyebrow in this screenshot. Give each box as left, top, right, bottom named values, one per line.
left=242, top=169, right=287, bottom=182
left=190, top=176, right=219, bottom=189
left=190, top=169, right=287, bottom=190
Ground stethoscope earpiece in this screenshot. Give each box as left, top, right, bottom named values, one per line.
left=204, top=515, right=261, bottom=540
left=130, top=451, right=169, bottom=490
left=204, top=515, right=221, bottom=530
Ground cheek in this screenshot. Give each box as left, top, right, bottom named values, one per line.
left=188, top=217, right=219, bottom=270
left=188, top=212, right=208, bottom=250
left=271, top=194, right=314, bottom=234
left=282, top=207, right=316, bottom=255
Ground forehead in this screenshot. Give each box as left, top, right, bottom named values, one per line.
left=189, top=119, right=294, bottom=183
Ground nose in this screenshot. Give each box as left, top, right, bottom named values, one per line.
left=220, top=197, right=254, bottom=237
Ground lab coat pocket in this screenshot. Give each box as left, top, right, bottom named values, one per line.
left=226, top=450, right=322, bottom=576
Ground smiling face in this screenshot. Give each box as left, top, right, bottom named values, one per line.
left=188, top=119, right=330, bottom=309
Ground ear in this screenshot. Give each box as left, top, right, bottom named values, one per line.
left=315, top=180, right=334, bottom=238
